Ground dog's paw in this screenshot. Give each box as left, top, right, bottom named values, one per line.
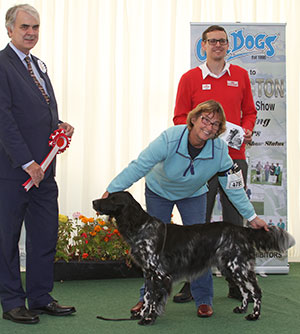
left=138, top=317, right=156, bottom=326
left=245, top=313, right=260, bottom=321
left=130, top=312, right=142, bottom=320
left=233, top=306, right=247, bottom=314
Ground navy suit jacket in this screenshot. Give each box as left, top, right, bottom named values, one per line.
left=0, top=44, right=59, bottom=181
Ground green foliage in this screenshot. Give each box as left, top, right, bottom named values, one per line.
left=56, top=213, right=130, bottom=262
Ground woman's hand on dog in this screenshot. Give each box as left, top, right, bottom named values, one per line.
left=99, top=191, right=270, bottom=233
left=102, top=191, right=110, bottom=199
left=249, top=216, right=269, bottom=231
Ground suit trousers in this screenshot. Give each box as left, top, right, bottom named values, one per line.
left=0, top=177, right=58, bottom=312
left=205, top=159, right=248, bottom=226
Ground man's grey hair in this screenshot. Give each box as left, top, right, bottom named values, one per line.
left=5, top=4, right=40, bottom=31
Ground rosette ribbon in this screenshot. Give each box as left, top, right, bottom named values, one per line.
left=23, top=129, right=71, bottom=192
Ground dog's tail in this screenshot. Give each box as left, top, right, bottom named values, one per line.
left=248, top=226, right=295, bottom=253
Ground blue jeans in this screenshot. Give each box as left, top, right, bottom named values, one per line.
left=138, top=186, right=213, bottom=307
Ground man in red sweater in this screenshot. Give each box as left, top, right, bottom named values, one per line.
left=173, top=25, right=257, bottom=305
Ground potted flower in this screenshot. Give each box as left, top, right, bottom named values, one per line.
left=54, top=213, right=142, bottom=280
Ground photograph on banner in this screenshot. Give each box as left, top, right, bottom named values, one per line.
left=266, top=216, right=286, bottom=229
left=250, top=158, right=283, bottom=186
left=191, top=23, right=287, bottom=273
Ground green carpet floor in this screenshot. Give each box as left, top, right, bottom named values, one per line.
left=1, top=263, right=300, bottom=334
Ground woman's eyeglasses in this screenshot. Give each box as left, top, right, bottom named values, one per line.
left=200, top=116, right=221, bottom=129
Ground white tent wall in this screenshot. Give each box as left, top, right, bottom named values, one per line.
left=0, top=0, right=298, bottom=260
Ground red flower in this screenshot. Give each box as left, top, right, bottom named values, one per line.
left=81, top=232, right=88, bottom=238
left=82, top=253, right=89, bottom=259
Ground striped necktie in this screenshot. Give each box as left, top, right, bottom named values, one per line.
left=25, top=56, right=50, bottom=104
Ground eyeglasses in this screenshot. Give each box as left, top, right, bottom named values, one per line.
left=205, top=38, right=228, bottom=46
left=200, top=116, right=221, bottom=129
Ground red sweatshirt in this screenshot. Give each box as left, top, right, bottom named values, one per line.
left=173, top=65, right=256, bottom=160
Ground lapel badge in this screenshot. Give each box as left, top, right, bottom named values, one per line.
left=37, top=59, right=47, bottom=73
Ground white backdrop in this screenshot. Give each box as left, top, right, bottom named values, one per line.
left=0, top=0, right=299, bottom=260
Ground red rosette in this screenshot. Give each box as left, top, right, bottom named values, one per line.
left=22, top=129, right=71, bottom=192
left=48, top=128, right=71, bottom=153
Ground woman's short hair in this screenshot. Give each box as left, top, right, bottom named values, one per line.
left=5, top=4, right=40, bottom=31
left=186, top=100, right=227, bottom=137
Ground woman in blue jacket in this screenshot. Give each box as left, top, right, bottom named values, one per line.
left=102, top=99, right=268, bottom=318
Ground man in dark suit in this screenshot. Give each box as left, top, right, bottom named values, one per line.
left=0, top=4, right=76, bottom=324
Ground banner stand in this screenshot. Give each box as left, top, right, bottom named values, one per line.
left=191, top=22, right=288, bottom=274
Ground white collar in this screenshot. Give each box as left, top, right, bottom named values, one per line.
left=9, top=42, right=32, bottom=62
left=199, top=62, right=231, bottom=79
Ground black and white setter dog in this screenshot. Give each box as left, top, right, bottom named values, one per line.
left=93, top=191, right=295, bottom=325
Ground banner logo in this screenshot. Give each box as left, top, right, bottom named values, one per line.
left=195, top=29, right=278, bottom=62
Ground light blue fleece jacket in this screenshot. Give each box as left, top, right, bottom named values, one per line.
left=107, top=125, right=255, bottom=220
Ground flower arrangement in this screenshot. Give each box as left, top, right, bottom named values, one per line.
left=55, top=212, right=130, bottom=262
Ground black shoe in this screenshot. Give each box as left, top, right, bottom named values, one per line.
left=3, top=306, right=40, bottom=324
left=31, top=301, right=76, bottom=316
left=173, top=282, right=193, bottom=303
left=228, top=287, right=253, bottom=303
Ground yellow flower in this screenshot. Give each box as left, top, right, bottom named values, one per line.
left=59, top=214, right=68, bottom=223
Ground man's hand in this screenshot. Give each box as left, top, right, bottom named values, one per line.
left=25, top=162, right=44, bottom=188
left=249, top=216, right=269, bottom=231
left=58, top=122, right=74, bottom=137
left=243, top=129, right=253, bottom=144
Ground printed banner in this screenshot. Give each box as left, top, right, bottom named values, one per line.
left=191, top=23, right=288, bottom=274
